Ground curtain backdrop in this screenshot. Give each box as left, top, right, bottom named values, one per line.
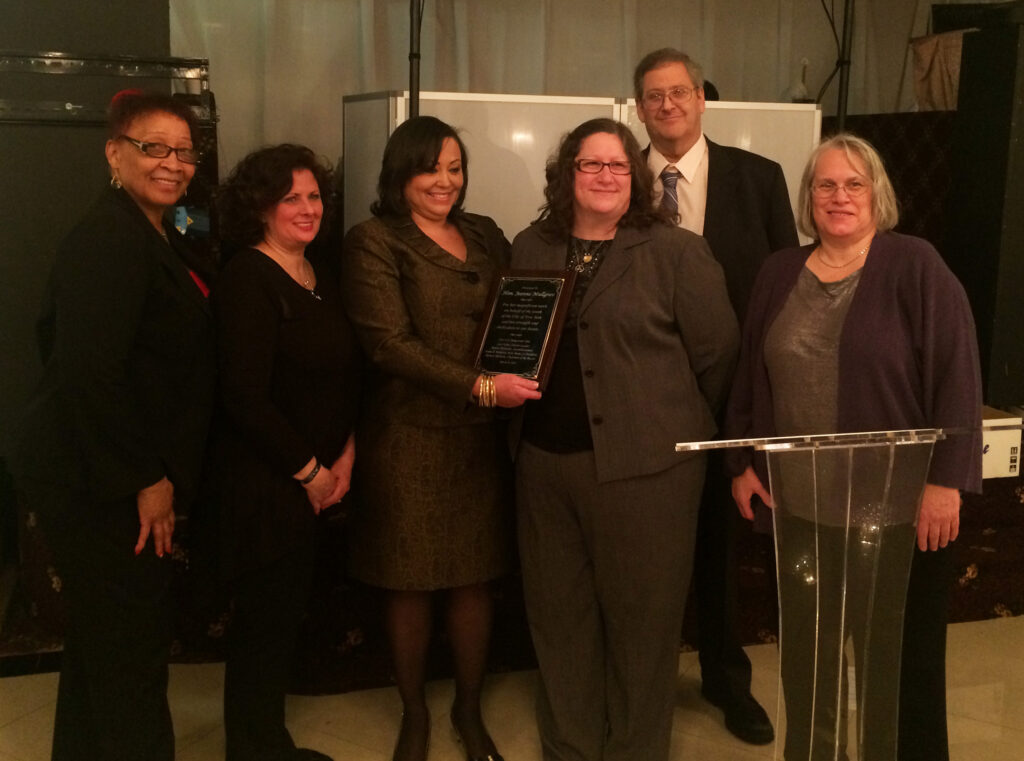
left=171, top=0, right=959, bottom=180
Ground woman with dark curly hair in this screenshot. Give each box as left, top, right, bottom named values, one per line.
left=212, top=144, right=360, bottom=761
left=510, top=118, right=739, bottom=761
left=342, top=116, right=539, bottom=761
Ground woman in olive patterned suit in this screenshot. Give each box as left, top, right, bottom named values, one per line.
left=341, top=116, right=539, bottom=761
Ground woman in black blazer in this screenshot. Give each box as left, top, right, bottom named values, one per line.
left=13, top=90, right=216, bottom=761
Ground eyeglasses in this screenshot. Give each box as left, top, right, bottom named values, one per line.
left=811, top=179, right=870, bottom=198
left=574, top=159, right=632, bottom=175
left=119, top=135, right=201, bottom=165
left=641, top=85, right=700, bottom=108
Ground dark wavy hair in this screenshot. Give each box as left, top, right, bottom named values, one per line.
left=107, top=89, right=198, bottom=140
left=371, top=115, right=468, bottom=218
left=217, top=144, right=335, bottom=248
left=535, top=118, right=667, bottom=238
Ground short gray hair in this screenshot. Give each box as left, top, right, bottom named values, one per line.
left=633, top=48, right=704, bottom=102
left=796, top=133, right=899, bottom=239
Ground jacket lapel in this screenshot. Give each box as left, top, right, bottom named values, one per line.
left=113, top=189, right=211, bottom=315
left=382, top=213, right=477, bottom=272
left=514, top=226, right=563, bottom=271
left=523, top=225, right=646, bottom=315
left=163, top=232, right=212, bottom=315
left=579, top=226, right=645, bottom=315
left=703, top=139, right=735, bottom=240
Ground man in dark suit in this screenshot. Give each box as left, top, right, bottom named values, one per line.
left=633, top=47, right=800, bottom=745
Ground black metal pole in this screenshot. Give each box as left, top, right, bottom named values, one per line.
left=409, top=0, right=422, bottom=118
left=836, top=0, right=855, bottom=131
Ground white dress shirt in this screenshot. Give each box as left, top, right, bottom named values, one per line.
left=648, top=134, right=709, bottom=235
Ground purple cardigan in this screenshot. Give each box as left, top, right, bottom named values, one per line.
left=724, top=230, right=982, bottom=495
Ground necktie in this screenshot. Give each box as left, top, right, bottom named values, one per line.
left=660, top=166, right=680, bottom=215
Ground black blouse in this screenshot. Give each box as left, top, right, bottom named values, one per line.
left=212, top=247, right=361, bottom=577
left=521, top=237, right=611, bottom=453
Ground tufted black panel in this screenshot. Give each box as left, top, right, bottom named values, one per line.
left=822, top=111, right=956, bottom=248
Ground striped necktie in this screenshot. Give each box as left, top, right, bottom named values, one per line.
left=660, top=166, right=680, bottom=214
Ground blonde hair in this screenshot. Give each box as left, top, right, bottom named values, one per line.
left=796, top=133, right=899, bottom=239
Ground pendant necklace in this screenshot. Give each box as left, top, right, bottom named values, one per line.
left=816, top=243, right=869, bottom=269
left=569, top=237, right=611, bottom=274
left=300, top=258, right=321, bottom=300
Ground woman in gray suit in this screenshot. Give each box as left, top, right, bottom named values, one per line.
left=511, top=117, right=739, bottom=761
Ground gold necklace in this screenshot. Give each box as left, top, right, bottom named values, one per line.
left=816, top=243, right=869, bottom=269
left=569, top=237, right=611, bottom=273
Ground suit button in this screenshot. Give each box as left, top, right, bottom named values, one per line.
left=591, top=415, right=604, bottom=425
left=464, top=271, right=480, bottom=284
left=584, top=369, right=595, bottom=377
left=579, top=321, right=589, bottom=330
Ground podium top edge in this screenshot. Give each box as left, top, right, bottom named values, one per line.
left=675, top=428, right=949, bottom=452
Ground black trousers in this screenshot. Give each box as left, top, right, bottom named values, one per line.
left=224, top=544, right=316, bottom=761
left=694, top=453, right=754, bottom=700
left=776, top=514, right=925, bottom=761
left=898, top=544, right=955, bottom=761
left=28, top=483, right=175, bottom=761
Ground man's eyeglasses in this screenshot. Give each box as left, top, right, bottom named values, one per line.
left=119, top=135, right=201, bottom=165
left=641, top=85, right=700, bottom=109
left=811, top=179, right=869, bottom=198
left=574, top=159, right=632, bottom=175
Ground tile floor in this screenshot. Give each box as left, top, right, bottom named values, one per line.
left=0, top=616, right=1021, bottom=761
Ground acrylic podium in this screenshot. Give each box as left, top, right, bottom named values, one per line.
left=676, top=429, right=943, bottom=761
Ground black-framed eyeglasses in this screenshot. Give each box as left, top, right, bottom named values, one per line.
left=119, top=135, right=201, bottom=165
left=811, top=179, right=870, bottom=198
left=641, top=85, right=700, bottom=108
left=574, top=159, right=632, bottom=175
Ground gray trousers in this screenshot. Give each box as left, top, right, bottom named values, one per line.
left=516, top=443, right=705, bottom=761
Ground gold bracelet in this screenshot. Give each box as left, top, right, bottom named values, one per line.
left=479, top=374, right=496, bottom=408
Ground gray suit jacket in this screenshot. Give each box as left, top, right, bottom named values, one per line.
left=510, top=222, right=739, bottom=483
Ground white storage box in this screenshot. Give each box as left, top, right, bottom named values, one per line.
left=982, top=405, right=1021, bottom=479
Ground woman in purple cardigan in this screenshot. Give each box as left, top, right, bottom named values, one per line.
left=725, top=134, right=981, bottom=761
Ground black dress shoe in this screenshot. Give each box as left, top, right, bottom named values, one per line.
left=701, top=688, right=775, bottom=745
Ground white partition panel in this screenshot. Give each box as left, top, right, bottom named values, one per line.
left=344, top=93, right=819, bottom=240
left=343, top=92, right=617, bottom=237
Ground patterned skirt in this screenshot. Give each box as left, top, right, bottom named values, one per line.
left=347, top=420, right=514, bottom=590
